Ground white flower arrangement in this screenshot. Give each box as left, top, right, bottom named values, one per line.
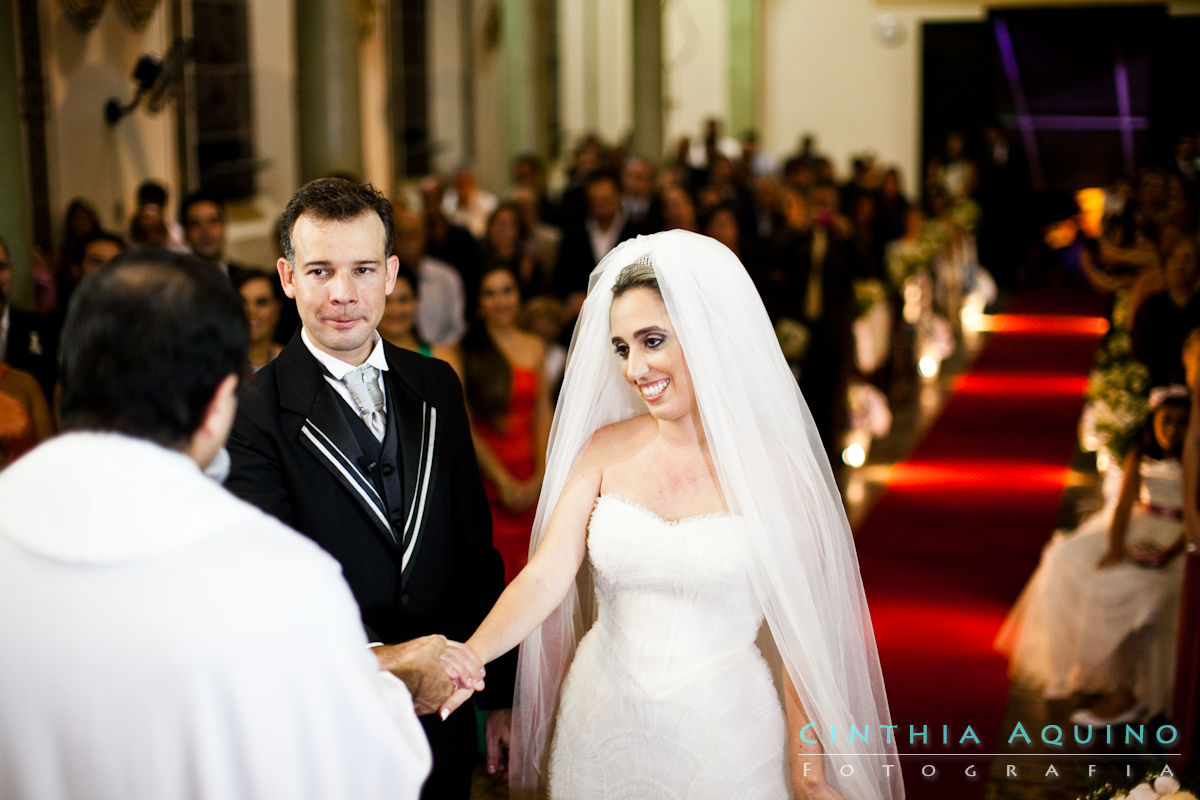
left=775, top=317, right=810, bottom=363
left=853, top=279, right=889, bottom=319
left=1080, top=330, right=1150, bottom=461
left=1077, top=771, right=1193, bottom=800
left=847, top=381, right=892, bottom=438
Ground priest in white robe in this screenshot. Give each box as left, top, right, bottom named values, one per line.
left=0, top=252, right=438, bottom=799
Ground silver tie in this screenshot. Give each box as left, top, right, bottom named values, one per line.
left=342, top=365, right=386, bottom=442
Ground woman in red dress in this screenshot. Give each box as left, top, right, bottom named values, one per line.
left=459, top=266, right=552, bottom=583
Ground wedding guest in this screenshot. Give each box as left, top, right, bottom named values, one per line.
left=876, top=168, right=910, bottom=245
left=442, top=163, right=498, bottom=240
left=127, top=180, right=188, bottom=252
left=519, top=295, right=567, bottom=398
left=236, top=272, right=283, bottom=374
left=0, top=250, right=446, bottom=800
left=661, top=185, right=697, bottom=233
left=1174, top=329, right=1200, bottom=774
left=58, top=198, right=100, bottom=270
left=999, top=388, right=1190, bottom=724
left=459, top=267, right=551, bottom=584
left=621, top=156, right=663, bottom=232
left=482, top=201, right=548, bottom=297
left=377, top=264, right=456, bottom=366
left=0, top=237, right=57, bottom=401
left=418, top=176, right=482, bottom=292
left=555, top=167, right=642, bottom=311
left=393, top=207, right=467, bottom=347
left=0, top=361, right=53, bottom=467
left=1132, top=236, right=1200, bottom=387
left=512, top=153, right=562, bottom=228
left=510, top=186, right=562, bottom=285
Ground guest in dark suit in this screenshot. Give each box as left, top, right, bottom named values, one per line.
left=554, top=167, right=643, bottom=314
left=225, top=178, right=513, bottom=799
left=0, top=236, right=57, bottom=400
left=180, top=190, right=299, bottom=343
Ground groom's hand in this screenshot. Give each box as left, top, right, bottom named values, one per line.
left=485, top=709, right=512, bottom=775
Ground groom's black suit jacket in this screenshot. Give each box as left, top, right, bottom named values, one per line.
left=225, top=336, right=514, bottom=707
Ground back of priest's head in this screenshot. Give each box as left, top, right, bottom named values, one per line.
left=58, top=249, right=248, bottom=451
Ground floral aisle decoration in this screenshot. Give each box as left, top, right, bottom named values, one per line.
left=1076, top=770, right=1194, bottom=800
left=1079, top=330, right=1151, bottom=472
left=852, top=279, right=892, bottom=376
left=842, top=381, right=892, bottom=468
left=775, top=317, right=810, bottom=382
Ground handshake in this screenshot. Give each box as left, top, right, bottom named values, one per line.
left=372, top=636, right=488, bottom=719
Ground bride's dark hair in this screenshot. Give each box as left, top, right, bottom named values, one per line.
left=611, top=259, right=659, bottom=299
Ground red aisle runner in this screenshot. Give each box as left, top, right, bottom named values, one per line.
left=854, top=288, right=1107, bottom=799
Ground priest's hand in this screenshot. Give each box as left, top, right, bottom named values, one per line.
left=372, top=635, right=456, bottom=716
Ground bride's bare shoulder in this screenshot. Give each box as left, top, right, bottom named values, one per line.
left=576, top=415, right=655, bottom=471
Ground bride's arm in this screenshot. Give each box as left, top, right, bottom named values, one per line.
left=437, top=431, right=619, bottom=708
left=467, top=463, right=600, bottom=664
left=785, top=673, right=844, bottom=800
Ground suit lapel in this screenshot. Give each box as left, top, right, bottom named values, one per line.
left=277, top=339, right=397, bottom=548
left=384, top=347, right=438, bottom=577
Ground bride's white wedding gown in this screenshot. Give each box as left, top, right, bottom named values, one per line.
left=548, top=494, right=789, bottom=799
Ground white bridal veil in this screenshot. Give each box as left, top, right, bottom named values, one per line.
left=510, top=230, right=903, bottom=800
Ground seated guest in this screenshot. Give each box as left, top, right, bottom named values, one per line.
left=0, top=250, right=452, bottom=799
left=481, top=200, right=548, bottom=297
left=393, top=207, right=467, bottom=347
left=378, top=263, right=457, bottom=366
left=998, top=388, right=1190, bottom=724
left=235, top=272, right=283, bottom=374
left=0, top=236, right=57, bottom=401
left=418, top=176, right=482, bottom=292
left=441, top=163, right=498, bottom=240
left=0, top=361, right=52, bottom=467
left=127, top=180, right=188, bottom=252
left=1132, top=236, right=1200, bottom=387
left=554, top=167, right=642, bottom=312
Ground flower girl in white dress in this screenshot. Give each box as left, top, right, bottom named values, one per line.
left=998, top=386, right=1190, bottom=724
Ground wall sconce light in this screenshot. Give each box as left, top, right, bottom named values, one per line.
left=104, top=39, right=193, bottom=126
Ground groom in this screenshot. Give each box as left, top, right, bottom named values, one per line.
left=226, top=178, right=513, bottom=798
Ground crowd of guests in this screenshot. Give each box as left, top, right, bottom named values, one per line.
left=998, top=132, right=1200, bottom=773
left=3, top=119, right=1000, bottom=533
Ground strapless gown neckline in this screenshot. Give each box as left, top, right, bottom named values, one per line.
left=593, top=493, right=731, bottom=527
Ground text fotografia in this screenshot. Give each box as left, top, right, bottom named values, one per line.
left=798, top=761, right=1180, bottom=781
left=797, top=723, right=1181, bottom=783
left=799, top=722, right=1180, bottom=749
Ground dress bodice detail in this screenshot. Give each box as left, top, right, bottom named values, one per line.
left=1138, top=457, right=1183, bottom=511
left=586, top=495, right=764, bottom=687
left=547, top=494, right=788, bottom=799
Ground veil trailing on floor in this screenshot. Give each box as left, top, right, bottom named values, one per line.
left=510, top=229, right=903, bottom=800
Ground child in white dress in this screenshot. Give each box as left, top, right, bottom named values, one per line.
left=997, top=386, right=1190, bottom=724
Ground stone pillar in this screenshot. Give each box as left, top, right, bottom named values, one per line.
left=0, top=0, right=35, bottom=307
left=728, top=0, right=759, bottom=138
left=502, top=0, right=537, bottom=159
left=295, top=0, right=363, bottom=182
left=630, top=0, right=662, bottom=161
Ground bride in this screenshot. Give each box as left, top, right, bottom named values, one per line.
left=441, top=230, right=903, bottom=799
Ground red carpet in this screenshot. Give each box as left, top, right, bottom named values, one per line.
left=856, top=287, right=1107, bottom=798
